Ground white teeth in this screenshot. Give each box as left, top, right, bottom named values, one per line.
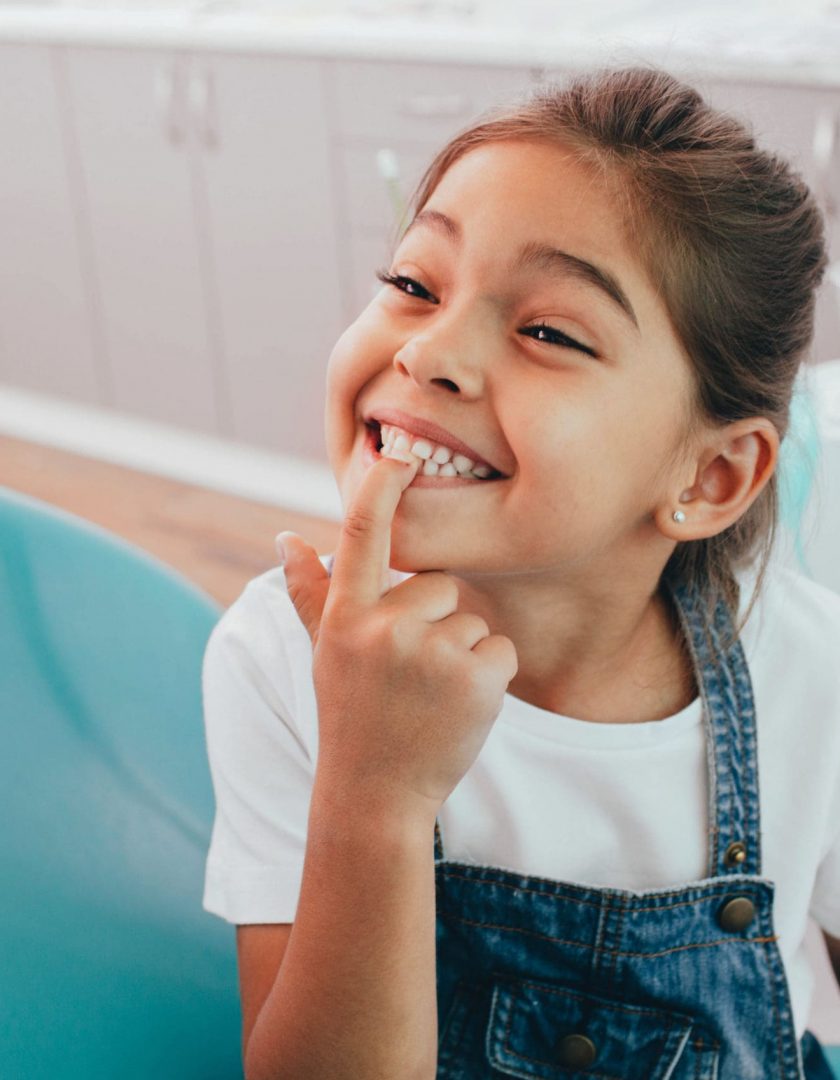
left=409, top=439, right=434, bottom=460
left=375, top=422, right=495, bottom=480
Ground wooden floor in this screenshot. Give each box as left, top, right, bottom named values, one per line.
left=0, top=434, right=341, bottom=609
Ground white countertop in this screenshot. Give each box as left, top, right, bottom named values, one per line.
left=1, top=1, right=840, bottom=87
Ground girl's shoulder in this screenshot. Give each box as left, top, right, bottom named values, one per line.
left=203, top=561, right=320, bottom=711
left=736, top=561, right=840, bottom=678
left=739, top=561, right=840, bottom=631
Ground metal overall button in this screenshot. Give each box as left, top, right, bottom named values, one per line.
left=556, top=1033, right=597, bottom=1069
left=718, top=896, right=756, bottom=932
left=723, top=841, right=747, bottom=868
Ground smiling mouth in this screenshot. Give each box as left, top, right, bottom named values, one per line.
left=365, top=421, right=504, bottom=481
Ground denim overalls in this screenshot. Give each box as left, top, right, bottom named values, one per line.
left=432, top=573, right=835, bottom=1079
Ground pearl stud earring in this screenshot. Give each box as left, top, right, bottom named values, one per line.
left=673, top=510, right=686, bottom=523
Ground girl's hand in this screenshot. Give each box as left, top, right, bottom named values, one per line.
left=278, top=455, right=518, bottom=822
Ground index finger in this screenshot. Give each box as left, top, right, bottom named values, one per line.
left=328, top=453, right=421, bottom=607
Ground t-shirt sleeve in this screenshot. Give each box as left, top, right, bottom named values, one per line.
left=201, top=574, right=316, bottom=925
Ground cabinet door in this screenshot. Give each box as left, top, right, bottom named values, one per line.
left=63, top=46, right=221, bottom=434
left=192, top=53, right=343, bottom=463
left=0, top=44, right=102, bottom=405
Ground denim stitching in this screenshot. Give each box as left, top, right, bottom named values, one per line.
left=763, top=935, right=787, bottom=1077
left=708, top=591, right=741, bottom=869
left=733, top=640, right=763, bottom=877
left=668, top=579, right=722, bottom=875
left=438, top=910, right=778, bottom=956
left=437, top=868, right=768, bottom=912
left=499, top=977, right=694, bottom=1020
left=606, top=889, right=628, bottom=989
left=763, top=935, right=804, bottom=1078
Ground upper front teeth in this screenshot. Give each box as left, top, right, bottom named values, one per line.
left=379, top=424, right=493, bottom=479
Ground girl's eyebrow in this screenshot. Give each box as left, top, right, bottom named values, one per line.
left=402, top=208, right=640, bottom=333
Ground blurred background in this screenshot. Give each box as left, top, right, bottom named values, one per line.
left=1, top=0, right=839, bottom=1047
left=2, top=0, right=840, bottom=597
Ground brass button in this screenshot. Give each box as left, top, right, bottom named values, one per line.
left=724, top=841, right=747, bottom=868
left=718, top=896, right=756, bottom=932
left=556, top=1033, right=597, bottom=1069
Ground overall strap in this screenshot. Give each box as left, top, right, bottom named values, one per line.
left=665, top=575, right=762, bottom=878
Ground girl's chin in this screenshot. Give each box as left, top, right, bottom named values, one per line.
left=386, top=532, right=450, bottom=574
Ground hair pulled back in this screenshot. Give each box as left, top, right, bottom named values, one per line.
left=399, top=66, right=829, bottom=631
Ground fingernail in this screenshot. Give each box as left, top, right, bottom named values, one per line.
left=274, top=533, right=287, bottom=566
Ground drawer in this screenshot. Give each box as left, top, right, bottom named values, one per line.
left=329, top=58, right=538, bottom=144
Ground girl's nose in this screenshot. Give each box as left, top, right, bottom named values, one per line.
left=392, top=322, right=487, bottom=398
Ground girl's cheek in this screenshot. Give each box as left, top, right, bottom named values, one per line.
left=327, top=317, right=383, bottom=391
left=323, top=324, right=381, bottom=465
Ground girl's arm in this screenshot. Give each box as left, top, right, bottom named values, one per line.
left=824, top=931, right=840, bottom=990
left=243, top=455, right=515, bottom=1078
left=240, top=779, right=438, bottom=1080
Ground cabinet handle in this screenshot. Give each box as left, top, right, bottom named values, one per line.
left=188, top=66, right=218, bottom=149
left=812, top=107, right=838, bottom=219
left=397, top=92, right=470, bottom=119
left=375, top=147, right=408, bottom=231
left=154, top=62, right=184, bottom=145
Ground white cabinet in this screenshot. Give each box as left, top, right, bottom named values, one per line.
left=196, top=53, right=342, bottom=461
left=63, top=46, right=342, bottom=460
left=64, top=46, right=223, bottom=436
left=0, top=44, right=102, bottom=405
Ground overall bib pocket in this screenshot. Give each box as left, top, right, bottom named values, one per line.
left=484, top=976, right=703, bottom=1079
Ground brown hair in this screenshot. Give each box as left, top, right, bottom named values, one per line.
left=392, top=65, right=829, bottom=637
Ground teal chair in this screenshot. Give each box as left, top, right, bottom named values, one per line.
left=0, top=486, right=242, bottom=1079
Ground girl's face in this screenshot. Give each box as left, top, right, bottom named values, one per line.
left=325, top=139, right=698, bottom=582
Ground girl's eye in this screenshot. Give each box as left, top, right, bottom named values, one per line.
left=520, top=324, right=599, bottom=359
left=376, top=269, right=437, bottom=302
left=375, top=268, right=598, bottom=359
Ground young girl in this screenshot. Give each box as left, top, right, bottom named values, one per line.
left=201, top=66, right=840, bottom=1079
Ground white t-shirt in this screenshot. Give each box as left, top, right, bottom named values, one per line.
left=201, top=557, right=840, bottom=1041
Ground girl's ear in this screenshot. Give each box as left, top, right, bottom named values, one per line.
left=656, top=418, right=779, bottom=541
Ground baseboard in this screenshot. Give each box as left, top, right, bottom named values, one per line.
left=0, top=384, right=343, bottom=521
